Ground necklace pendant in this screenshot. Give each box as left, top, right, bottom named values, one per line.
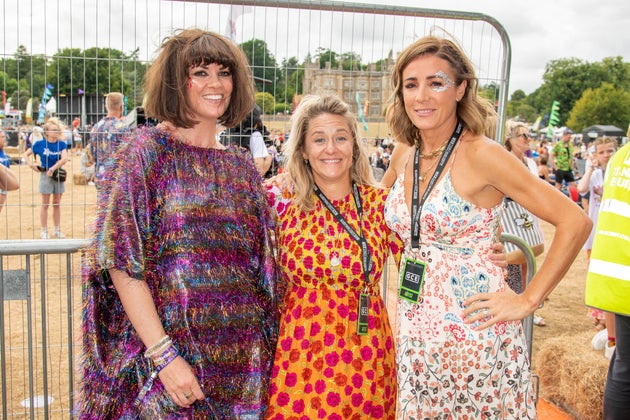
left=330, top=251, right=341, bottom=267
left=418, top=174, right=425, bottom=182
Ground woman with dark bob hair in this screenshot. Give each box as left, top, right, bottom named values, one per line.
left=77, top=29, right=280, bottom=418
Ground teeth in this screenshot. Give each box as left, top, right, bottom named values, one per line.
left=203, top=95, right=222, bottom=100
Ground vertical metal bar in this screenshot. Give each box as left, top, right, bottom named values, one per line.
left=0, top=258, right=7, bottom=419
left=66, top=252, right=75, bottom=418
left=26, top=256, right=35, bottom=420
left=39, top=253, right=50, bottom=419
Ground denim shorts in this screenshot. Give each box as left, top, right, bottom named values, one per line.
left=38, top=172, right=66, bottom=195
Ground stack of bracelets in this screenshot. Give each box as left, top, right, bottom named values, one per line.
left=133, top=335, right=179, bottom=407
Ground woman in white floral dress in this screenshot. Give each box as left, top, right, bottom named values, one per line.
left=383, top=35, right=591, bottom=419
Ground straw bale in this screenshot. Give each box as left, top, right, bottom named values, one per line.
left=534, top=331, right=608, bottom=420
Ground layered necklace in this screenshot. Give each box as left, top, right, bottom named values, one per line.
left=417, top=130, right=466, bottom=183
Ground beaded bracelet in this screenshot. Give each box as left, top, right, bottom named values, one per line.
left=144, top=335, right=171, bottom=358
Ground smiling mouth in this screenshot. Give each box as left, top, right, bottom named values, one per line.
left=202, top=94, right=223, bottom=100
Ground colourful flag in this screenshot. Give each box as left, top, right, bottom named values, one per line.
left=356, top=93, right=368, bottom=131
left=224, top=5, right=252, bottom=41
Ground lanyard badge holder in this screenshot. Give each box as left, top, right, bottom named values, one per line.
left=399, top=122, right=463, bottom=304
left=314, top=183, right=372, bottom=336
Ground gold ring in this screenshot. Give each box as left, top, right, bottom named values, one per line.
left=184, top=392, right=193, bottom=399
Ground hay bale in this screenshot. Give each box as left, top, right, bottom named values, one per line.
left=535, top=331, right=608, bottom=420
left=73, top=173, right=87, bottom=185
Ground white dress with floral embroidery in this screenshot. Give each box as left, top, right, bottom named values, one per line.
left=384, top=171, right=536, bottom=419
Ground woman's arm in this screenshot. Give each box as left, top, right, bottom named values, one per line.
left=109, top=269, right=204, bottom=407
left=0, top=165, right=19, bottom=191
left=461, top=140, right=591, bottom=328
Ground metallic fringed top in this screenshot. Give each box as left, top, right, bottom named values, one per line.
left=77, top=127, right=280, bottom=419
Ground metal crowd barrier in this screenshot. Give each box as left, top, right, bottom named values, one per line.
left=0, top=239, right=89, bottom=419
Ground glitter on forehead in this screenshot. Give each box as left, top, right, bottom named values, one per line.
left=430, top=70, right=455, bottom=92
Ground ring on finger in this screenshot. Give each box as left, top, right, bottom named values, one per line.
left=184, top=392, right=193, bottom=400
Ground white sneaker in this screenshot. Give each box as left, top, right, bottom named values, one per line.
left=592, top=328, right=608, bottom=351
left=53, top=230, right=65, bottom=239
left=605, top=344, right=616, bottom=360
left=40, top=231, right=49, bottom=239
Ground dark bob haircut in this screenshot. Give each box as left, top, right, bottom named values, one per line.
left=143, top=28, right=255, bottom=129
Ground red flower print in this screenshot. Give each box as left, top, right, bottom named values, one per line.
left=371, top=404, right=384, bottom=418
left=310, top=322, right=321, bottom=336
left=326, top=392, right=341, bottom=407
left=315, top=380, right=326, bottom=394
left=360, top=346, right=374, bottom=361
left=335, top=323, right=346, bottom=336
left=351, top=392, right=364, bottom=407
left=351, top=373, right=363, bottom=389
left=294, top=325, right=305, bottom=340
left=323, top=367, right=334, bottom=378
left=289, top=349, right=300, bottom=363
left=325, top=351, right=340, bottom=367
left=302, top=367, right=312, bottom=381
left=311, top=396, right=321, bottom=409
left=337, top=304, right=349, bottom=318
left=334, top=372, right=348, bottom=386
left=277, top=392, right=290, bottom=406
left=285, top=372, right=297, bottom=387
left=448, top=324, right=466, bottom=342
left=311, top=341, right=323, bottom=354
left=280, top=337, right=293, bottom=351
left=341, top=255, right=352, bottom=269
left=351, top=358, right=363, bottom=372
left=303, top=255, right=313, bottom=269
left=268, top=382, right=278, bottom=395
left=313, top=357, right=324, bottom=371
left=324, top=332, right=335, bottom=346
left=341, top=349, right=354, bottom=364
left=292, top=399, right=305, bottom=413
left=304, top=383, right=313, bottom=393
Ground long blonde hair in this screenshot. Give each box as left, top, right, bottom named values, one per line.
left=283, top=95, right=374, bottom=212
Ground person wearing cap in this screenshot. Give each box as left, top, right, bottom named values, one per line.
left=550, top=128, right=577, bottom=192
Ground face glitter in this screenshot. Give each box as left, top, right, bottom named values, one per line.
left=430, top=70, right=455, bottom=92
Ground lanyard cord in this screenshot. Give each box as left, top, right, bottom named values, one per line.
left=411, top=121, right=464, bottom=249
left=314, top=183, right=372, bottom=286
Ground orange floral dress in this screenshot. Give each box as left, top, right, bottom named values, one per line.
left=265, top=184, right=402, bottom=420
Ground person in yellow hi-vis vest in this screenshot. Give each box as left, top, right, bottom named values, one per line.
left=585, top=141, right=630, bottom=420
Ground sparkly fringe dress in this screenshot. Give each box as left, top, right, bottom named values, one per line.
left=77, top=127, right=280, bottom=419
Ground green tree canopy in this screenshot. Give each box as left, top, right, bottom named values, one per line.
left=566, top=82, right=630, bottom=132
left=240, top=39, right=278, bottom=95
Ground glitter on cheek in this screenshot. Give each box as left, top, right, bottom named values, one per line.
left=430, top=70, right=455, bottom=93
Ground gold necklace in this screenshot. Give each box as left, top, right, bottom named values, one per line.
left=418, top=143, right=448, bottom=159
left=418, top=157, right=440, bottom=183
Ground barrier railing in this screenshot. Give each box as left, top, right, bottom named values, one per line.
left=0, top=239, right=89, bottom=419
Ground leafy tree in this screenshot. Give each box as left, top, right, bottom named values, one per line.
left=566, top=83, right=630, bottom=132
left=275, top=57, right=303, bottom=103
left=340, top=52, right=364, bottom=71
left=240, top=39, right=278, bottom=95
left=256, top=92, right=275, bottom=114
left=510, top=90, right=527, bottom=102
left=314, top=48, right=339, bottom=69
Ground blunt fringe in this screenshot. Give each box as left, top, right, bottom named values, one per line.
left=143, top=28, right=255, bottom=129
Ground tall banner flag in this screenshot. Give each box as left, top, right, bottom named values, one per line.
left=224, top=5, right=252, bottom=41
left=25, top=98, right=33, bottom=123
left=37, top=83, right=54, bottom=124
left=546, top=100, right=560, bottom=138
left=356, top=93, right=368, bottom=131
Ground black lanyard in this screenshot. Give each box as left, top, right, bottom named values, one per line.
left=411, top=121, right=464, bottom=249
left=314, top=183, right=372, bottom=285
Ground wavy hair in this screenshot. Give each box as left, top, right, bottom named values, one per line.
left=143, top=28, right=255, bottom=129
left=387, top=36, right=490, bottom=147
left=504, top=121, right=529, bottom=151
left=283, top=94, right=374, bottom=212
